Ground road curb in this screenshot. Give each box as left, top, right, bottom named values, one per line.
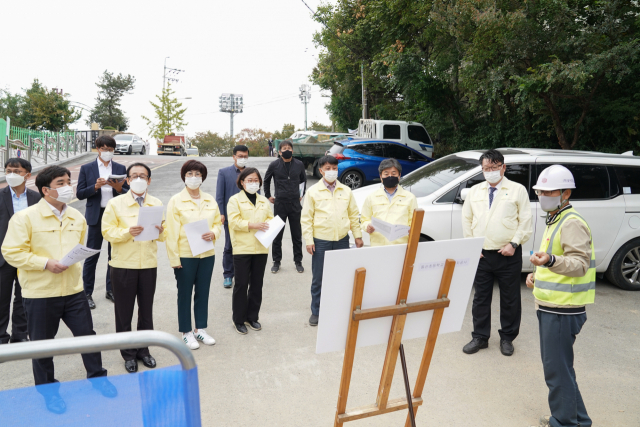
left=0, top=152, right=96, bottom=183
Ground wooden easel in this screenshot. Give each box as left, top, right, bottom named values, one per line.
left=334, top=208, right=456, bottom=426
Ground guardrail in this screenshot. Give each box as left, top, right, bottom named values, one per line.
left=0, top=133, right=88, bottom=171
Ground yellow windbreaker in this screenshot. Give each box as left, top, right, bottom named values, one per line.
left=360, top=185, right=418, bottom=246
left=227, top=191, right=274, bottom=255
left=165, top=188, right=222, bottom=266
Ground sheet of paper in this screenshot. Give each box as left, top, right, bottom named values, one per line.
left=60, top=244, right=102, bottom=267
left=254, top=215, right=286, bottom=248
left=370, top=217, right=410, bottom=242
left=299, top=182, right=305, bottom=198
left=183, top=219, right=214, bottom=256
left=135, top=206, right=165, bottom=241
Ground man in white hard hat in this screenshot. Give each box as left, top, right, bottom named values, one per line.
left=462, top=149, right=532, bottom=357
left=527, top=164, right=595, bottom=427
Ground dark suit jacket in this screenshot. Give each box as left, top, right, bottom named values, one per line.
left=215, top=164, right=242, bottom=217
left=76, top=159, right=129, bottom=226
left=0, top=186, right=41, bottom=267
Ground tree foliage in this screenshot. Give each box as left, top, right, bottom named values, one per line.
left=191, top=131, right=236, bottom=157
left=87, top=70, right=135, bottom=131
left=272, top=123, right=296, bottom=140
left=235, top=128, right=273, bottom=157
left=142, top=83, right=188, bottom=141
left=311, top=0, right=640, bottom=154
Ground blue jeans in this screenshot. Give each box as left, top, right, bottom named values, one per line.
left=310, top=236, right=349, bottom=316
left=538, top=310, right=591, bottom=427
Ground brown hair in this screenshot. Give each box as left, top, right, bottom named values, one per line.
left=180, top=160, right=208, bottom=182
left=236, top=167, right=262, bottom=190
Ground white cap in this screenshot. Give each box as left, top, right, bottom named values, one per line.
left=532, top=165, right=576, bottom=191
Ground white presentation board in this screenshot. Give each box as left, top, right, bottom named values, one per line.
left=316, top=237, right=484, bottom=354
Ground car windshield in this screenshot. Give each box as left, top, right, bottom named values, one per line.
left=114, top=135, right=133, bottom=141
left=401, top=155, right=480, bottom=197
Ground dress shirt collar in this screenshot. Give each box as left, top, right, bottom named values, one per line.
left=323, top=179, right=337, bottom=193
left=97, top=157, right=112, bottom=169
left=130, top=191, right=147, bottom=205
left=9, top=186, right=26, bottom=199
left=487, top=178, right=503, bottom=193
left=45, top=200, right=67, bottom=220
left=384, top=186, right=398, bottom=202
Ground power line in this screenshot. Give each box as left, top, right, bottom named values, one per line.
left=184, top=90, right=320, bottom=117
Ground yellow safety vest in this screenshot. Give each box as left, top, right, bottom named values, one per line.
left=533, top=207, right=596, bottom=306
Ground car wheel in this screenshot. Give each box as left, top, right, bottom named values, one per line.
left=141, top=146, right=146, bottom=155
left=127, top=146, right=132, bottom=155
left=341, top=170, right=363, bottom=189
left=313, top=161, right=322, bottom=179
left=605, top=237, right=640, bottom=291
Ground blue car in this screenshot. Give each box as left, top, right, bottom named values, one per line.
left=327, top=139, right=433, bottom=189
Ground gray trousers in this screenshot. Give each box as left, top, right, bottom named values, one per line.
left=537, top=310, right=591, bottom=427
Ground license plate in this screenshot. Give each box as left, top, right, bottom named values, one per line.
left=164, top=147, right=173, bottom=151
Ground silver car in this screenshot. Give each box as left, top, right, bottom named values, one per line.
left=114, top=134, right=146, bottom=155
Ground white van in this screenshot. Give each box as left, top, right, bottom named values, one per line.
left=352, top=148, right=640, bottom=290
left=355, top=119, right=434, bottom=158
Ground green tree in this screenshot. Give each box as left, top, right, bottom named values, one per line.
left=87, top=70, right=136, bottom=131
left=22, top=79, right=80, bottom=131
left=191, top=131, right=236, bottom=157
left=0, top=89, right=28, bottom=127
left=142, top=83, right=188, bottom=140
left=235, top=128, right=272, bottom=157
left=309, top=121, right=332, bottom=131
left=272, top=123, right=296, bottom=140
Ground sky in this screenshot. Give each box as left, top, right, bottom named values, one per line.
left=1, top=0, right=333, bottom=144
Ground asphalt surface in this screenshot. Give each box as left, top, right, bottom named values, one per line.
left=0, top=154, right=639, bottom=426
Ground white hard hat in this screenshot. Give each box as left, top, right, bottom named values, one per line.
left=532, top=165, right=576, bottom=191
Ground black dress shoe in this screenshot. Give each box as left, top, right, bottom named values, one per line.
left=105, top=290, right=115, bottom=302
left=137, top=355, right=156, bottom=368
left=124, top=359, right=138, bottom=373
left=295, top=262, right=304, bottom=273
left=9, top=337, right=29, bottom=343
left=309, top=314, right=318, bottom=326
left=244, top=321, right=262, bottom=331
left=462, top=337, right=488, bottom=354
left=92, top=377, right=118, bottom=398
left=43, top=392, right=66, bottom=414
left=87, top=295, right=96, bottom=309
left=271, top=262, right=280, bottom=274
left=500, top=339, right=514, bottom=356
left=233, top=322, right=248, bottom=335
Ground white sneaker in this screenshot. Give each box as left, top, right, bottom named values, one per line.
left=183, top=331, right=200, bottom=350
left=194, top=329, right=216, bottom=346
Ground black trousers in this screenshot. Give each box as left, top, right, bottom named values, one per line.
left=23, top=291, right=107, bottom=385
left=471, top=247, right=522, bottom=342
left=0, top=263, right=28, bottom=343
left=232, top=254, right=268, bottom=324
left=272, top=200, right=303, bottom=263
left=82, top=208, right=112, bottom=295
left=111, top=267, right=156, bottom=361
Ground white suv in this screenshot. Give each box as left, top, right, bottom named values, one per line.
left=352, top=148, right=640, bottom=291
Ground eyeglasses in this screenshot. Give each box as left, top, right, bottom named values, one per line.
left=244, top=179, right=260, bottom=184
left=534, top=189, right=562, bottom=196
left=129, top=174, right=149, bottom=180
left=482, top=164, right=503, bottom=172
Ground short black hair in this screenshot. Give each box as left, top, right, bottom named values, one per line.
left=236, top=167, right=262, bottom=190
left=96, top=135, right=116, bottom=149
left=5, top=158, right=32, bottom=173
left=318, top=155, right=338, bottom=168
left=479, top=149, right=504, bottom=165
left=127, top=162, right=151, bottom=178
left=36, top=165, right=70, bottom=197
left=233, top=145, right=249, bottom=155
left=279, top=140, right=293, bottom=150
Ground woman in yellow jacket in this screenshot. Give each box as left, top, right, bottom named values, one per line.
left=165, top=160, right=222, bottom=350
left=226, top=167, right=273, bottom=335
left=360, top=158, right=418, bottom=246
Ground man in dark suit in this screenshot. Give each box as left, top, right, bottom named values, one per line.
left=215, top=145, right=249, bottom=288
left=0, top=158, right=40, bottom=344
left=77, top=135, right=128, bottom=309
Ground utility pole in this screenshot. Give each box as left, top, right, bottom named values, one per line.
left=299, top=84, right=311, bottom=131
left=219, top=93, right=244, bottom=137
left=163, top=57, right=184, bottom=135
left=361, top=62, right=368, bottom=119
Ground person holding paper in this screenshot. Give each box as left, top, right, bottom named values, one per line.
left=165, top=160, right=222, bottom=350
left=102, top=162, right=165, bottom=373
left=1, top=166, right=115, bottom=411
left=76, top=135, right=129, bottom=309
left=301, top=155, right=363, bottom=327
left=227, top=167, right=273, bottom=335
left=264, top=140, right=307, bottom=274
left=360, top=159, right=417, bottom=246
left=0, top=158, right=40, bottom=345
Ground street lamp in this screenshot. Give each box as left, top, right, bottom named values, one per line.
left=299, top=84, right=311, bottom=131
left=219, top=93, right=244, bottom=137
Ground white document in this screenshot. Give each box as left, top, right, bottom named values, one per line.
left=371, top=217, right=411, bottom=242
left=299, top=182, right=305, bottom=198
left=60, top=244, right=102, bottom=267
left=316, top=237, right=484, bottom=354
left=254, top=215, right=286, bottom=248
left=135, top=206, right=165, bottom=242
left=183, top=219, right=214, bottom=256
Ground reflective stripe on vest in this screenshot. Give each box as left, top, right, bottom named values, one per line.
left=533, top=209, right=596, bottom=306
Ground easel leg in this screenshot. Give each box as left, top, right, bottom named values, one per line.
left=376, top=314, right=407, bottom=409
left=334, top=268, right=366, bottom=427
left=404, top=259, right=456, bottom=427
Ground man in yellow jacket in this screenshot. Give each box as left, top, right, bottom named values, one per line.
left=102, top=162, right=165, bottom=374
left=301, top=155, right=363, bottom=326
left=2, top=165, right=115, bottom=413
left=360, top=158, right=418, bottom=246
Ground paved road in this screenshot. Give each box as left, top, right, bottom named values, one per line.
left=1, top=154, right=639, bottom=426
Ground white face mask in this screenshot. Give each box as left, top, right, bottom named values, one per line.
left=130, top=178, right=148, bottom=194
left=185, top=176, right=202, bottom=190
left=244, top=182, right=260, bottom=194
left=100, top=151, right=114, bottom=162
left=323, top=170, right=338, bottom=183
left=50, top=185, right=74, bottom=204
left=483, top=170, right=502, bottom=184
left=236, top=158, right=248, bottom=168
left=6, top=173, right=25, bottom=188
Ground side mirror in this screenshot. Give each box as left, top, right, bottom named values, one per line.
left=460, top=188, right=470, bottom=201
left=407, top=156, right=417, bottom=162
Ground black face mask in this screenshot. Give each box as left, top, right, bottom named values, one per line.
left=281, top=150, right=293, bottom=159
left=382, top=176, right=399, bottom=188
